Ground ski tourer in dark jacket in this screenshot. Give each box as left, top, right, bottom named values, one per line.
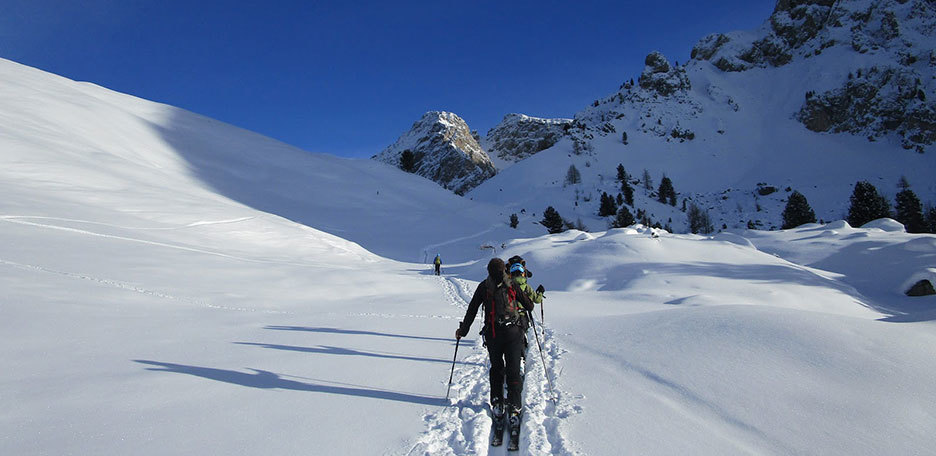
left=455, top=257, right=535, bottom=420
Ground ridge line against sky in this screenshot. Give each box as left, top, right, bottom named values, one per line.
left=1, top=0, right=775, bottom=158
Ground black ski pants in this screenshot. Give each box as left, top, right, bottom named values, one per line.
left=486, top=323, right=525, bottom=412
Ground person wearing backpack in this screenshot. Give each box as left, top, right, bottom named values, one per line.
left=506, top=255, right=545, bottom=329
left=433, top=254, right=442, bottom=276
left=455, top=257, right=535, bottom=449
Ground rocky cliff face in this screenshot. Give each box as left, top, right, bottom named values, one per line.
left=373, top=111, right=496, bottom=195
left=690, top=0, right=936, bottom=150
left=482, top=113, right=572, bottom=166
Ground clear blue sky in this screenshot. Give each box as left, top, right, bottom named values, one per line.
left=1, top=0, right=775, bottom=158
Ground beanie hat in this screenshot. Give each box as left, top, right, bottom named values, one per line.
left=487, top=258, right=506, bottom=283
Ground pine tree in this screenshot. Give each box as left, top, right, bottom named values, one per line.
left=541, top=206, right=565, bottom=234
left=895, top=188, right=926, bottom=233
left=687, top=203, right=714, bottom=234
left=642, top=169, right=653, bottom=190
left=621, top=179, right=634, bottom=206
left=781, top=190, right=817, bottom=229
left=509, top=213, right=519, bottom=229
left=598, top=192, right=618, bottom=217
left=616, top=164, right=628, bottom=183
left=847, top=181, right=891, bottom=227
left=658, top=176, right=676, bottom=206
left=400, top=149, right=416, bottom=172
left=926, top=206, right=936, bottom=234
left=565, top=165, right=582, bottom=186
left=611, top=206, right=635, bottom=228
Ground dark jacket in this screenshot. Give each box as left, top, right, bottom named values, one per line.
left=458, top=272, right=535, bottom=339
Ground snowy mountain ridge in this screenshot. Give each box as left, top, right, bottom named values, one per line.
left=461, top=0, right=936, bottom=235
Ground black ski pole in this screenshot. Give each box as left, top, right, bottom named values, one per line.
left=445, top=337, right=461, bottom=400
left=528, top=314, right=557, bottom=404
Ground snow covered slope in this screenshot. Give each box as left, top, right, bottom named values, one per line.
left=0, top=59, right=533, bottom=263
left=2, top=33, right=936, bottom=456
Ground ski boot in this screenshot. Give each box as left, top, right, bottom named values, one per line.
left=507, top=405, right=522, bottom=451
left=490, top=399, right=506, bottom=447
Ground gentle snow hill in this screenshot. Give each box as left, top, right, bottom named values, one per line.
left=0, top=57, right=535, bottom=263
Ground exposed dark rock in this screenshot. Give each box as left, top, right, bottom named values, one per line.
left=483, top=114, right=572, bottom=164
left=638, top=51, right=691, bottom=96
left=906, top=279, right=936, bottom=296
left=797, top=66, right=935, bottom=149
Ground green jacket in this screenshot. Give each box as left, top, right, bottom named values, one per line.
left=512, top=275, right=543, bottom=305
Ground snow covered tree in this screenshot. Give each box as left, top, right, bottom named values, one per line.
left=611, top=205, right=635, bottom=228
left=847, top=181, right=891, bottom=227
left=658, top=176, right=676, bottom=206
left=687, top=203, right=714, bottom=234
left=642, top=169, right=653, bottom=190
left=541, top=206, right=565, bottom=234
left=781, top=190, right=817, bottom=229
left=598, top=192, right=618, bottom=217
left=509, top=213, right=519, bottom=229
left=400, top=149, right=416, bottom=173
left=894, top=186, right=926, bottom=233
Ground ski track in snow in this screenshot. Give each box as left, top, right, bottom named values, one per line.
left=0, top=257, right=288, bottom=314
left=402, top=276, right=583, bottom=455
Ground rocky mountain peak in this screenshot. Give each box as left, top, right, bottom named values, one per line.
left=373, top=111, right=495, bottom=195
left=482, top=113, right=573, bottom=166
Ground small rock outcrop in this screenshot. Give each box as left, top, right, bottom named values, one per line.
left=638, top=51, right=691, bottom=96
left=906, top=279, right=935, bottom=296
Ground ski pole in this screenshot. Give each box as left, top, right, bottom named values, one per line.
left=528, top=314, right=557, bottom=404
left=445, top=337, right=461, bottom=400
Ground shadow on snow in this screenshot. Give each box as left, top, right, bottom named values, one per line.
left=264, top=325, right=471, bottom=344
left=133, top=360, right=445, bottom=406
left=234, top=342, right=482, bottom=366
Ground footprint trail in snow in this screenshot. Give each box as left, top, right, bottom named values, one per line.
left=404, top=276, right=583, bottom=455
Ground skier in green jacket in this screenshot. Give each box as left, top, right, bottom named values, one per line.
left=507, top=255, right=544, bottom=328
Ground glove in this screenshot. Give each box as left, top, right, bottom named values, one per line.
left=536, top=284, right=545, bottom=294
left=455, top=327, right=464, bottom=339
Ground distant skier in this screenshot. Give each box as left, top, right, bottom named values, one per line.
left=433, top=254, right=442, bottom=276
left=455, top=258, right=535, bottom=450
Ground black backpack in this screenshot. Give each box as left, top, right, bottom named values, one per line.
left=487, top=277, right=521, bottom=328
